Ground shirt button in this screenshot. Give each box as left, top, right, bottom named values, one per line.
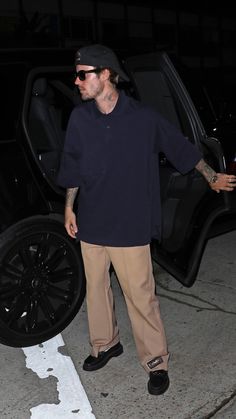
left=106, top=125, right=110, bottom=129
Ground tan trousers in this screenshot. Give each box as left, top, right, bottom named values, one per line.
left=80, top=241, right=169, bottom=373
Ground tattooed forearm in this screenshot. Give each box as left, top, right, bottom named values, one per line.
left=65, top=188, right=79, bottom=209
left=195, top=159, right=217, bottom=182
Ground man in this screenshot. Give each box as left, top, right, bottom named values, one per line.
left=57, top=44, right=236, bottom=395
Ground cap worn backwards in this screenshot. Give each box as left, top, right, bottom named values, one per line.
left=75, top=44, right=129, bottom=81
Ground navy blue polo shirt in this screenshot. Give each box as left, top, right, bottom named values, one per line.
left=57, top=90, right=202, bottom=246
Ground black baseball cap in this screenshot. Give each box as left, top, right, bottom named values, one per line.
left=75, top=44, right=129, bottom=81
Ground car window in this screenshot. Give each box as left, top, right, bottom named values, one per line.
left=130, top=69, right=195, bottom=144
left=132, top=71, right=181, bottom=129
left=0, top=63, right=27, bottom=142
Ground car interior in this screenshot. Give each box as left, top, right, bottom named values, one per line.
left=27, top=75, right=79, bottom=184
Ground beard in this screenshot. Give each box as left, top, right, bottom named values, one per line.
left=78, top=82, right=103, bottom=101
left=79, top=89, right=90, bottom=101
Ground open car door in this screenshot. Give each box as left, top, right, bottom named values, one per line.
left=123, top=52, right=232, bottom=287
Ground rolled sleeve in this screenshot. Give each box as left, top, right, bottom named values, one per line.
left=155, top=113, right=202, bottom=174
left=57, top=151, right=81, bottom=188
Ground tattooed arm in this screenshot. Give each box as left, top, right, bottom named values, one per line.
left=64, top=188, right=79, bottom=238
left=66, top=188, right=79, bottom=209
left=195, top=159, right=236, bottom=193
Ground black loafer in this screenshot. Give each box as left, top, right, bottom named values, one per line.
left=148, top=370, right=170, bottom=395
left=83, top=342, right=123, bottom=371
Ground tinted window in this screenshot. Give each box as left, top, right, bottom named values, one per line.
left=133, top=70, right=181, bottom=129
left=132, top=69, right=194, bottom=142
left=0, top=63, right=27, bottom=142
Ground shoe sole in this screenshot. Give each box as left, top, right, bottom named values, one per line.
left=148, top=376, right=170, bottom=395
left=83, top=345, right=123, bottom=371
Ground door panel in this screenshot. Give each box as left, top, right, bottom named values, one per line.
left=124, top=52, right=228, bottom=286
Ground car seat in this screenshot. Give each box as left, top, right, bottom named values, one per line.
left=28, top=77, right=64, bottom=182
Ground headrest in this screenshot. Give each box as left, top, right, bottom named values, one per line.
left=32, top=78, right=47, bottom=97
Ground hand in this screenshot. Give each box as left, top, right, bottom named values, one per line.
left=209, top=173, right=236, bottom=193
left=64, top=207, right=78, bottom=238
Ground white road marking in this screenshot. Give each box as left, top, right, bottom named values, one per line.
left=22, top=334, right=96, bottom=418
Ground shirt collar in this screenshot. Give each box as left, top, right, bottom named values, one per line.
left=91, top=90, right=128, bottom=119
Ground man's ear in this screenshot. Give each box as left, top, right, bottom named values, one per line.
left=100, top=68, right=111, bottom=81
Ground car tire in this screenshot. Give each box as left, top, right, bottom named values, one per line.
left=0, top=216, right=86, bottom=347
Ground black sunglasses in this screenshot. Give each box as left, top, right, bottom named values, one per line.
left=74, top=68, right=103, bottom=81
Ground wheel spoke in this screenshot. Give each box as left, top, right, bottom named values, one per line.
left=35, top=239, right=50, bottom=265
left=45, top=247, right=67, bottom=271
left=47, top=284, right=71, bottom=301
left=0, top=284, right=20, bottom=301
left=0, top=263, right=22, bottom=280
left=19, top=246, right=34, bottom=269
left=48, top=267, right=75, bottom=283
left=6, top=294, right=27, bottom=326
left=39, top=296, right=56, bottom=325
left=25, top=299, right=39, bottom=332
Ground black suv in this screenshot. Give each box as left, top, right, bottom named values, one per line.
left=0, top=48, right=235, bottom=348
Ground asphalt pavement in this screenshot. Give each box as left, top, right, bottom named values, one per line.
left=0, top=231, right=236, bottom=419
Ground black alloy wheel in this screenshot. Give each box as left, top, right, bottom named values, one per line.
left=0, top=216, right=86, bottom=347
